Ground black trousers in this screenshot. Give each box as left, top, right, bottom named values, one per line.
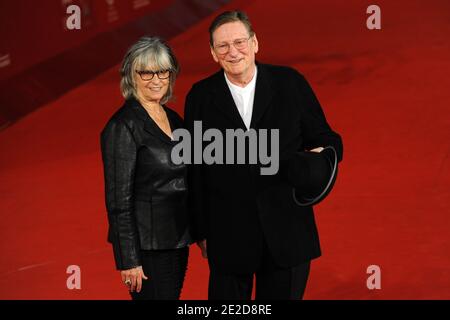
left=130, top=246, right=189, bottom=300
left=208, top=240, right=311, bottom=300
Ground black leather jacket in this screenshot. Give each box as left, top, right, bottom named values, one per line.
left=101, top=98, right=192, bottom=270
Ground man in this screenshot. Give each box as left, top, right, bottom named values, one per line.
left=184, top=10, right=343, bottom=299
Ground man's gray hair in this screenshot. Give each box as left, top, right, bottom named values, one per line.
left=120, top=36, right=179, bottom=104
left=209, top=10, right=255, bottom=47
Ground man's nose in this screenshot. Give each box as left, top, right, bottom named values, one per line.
left=227, top=43, right=239, bottom=57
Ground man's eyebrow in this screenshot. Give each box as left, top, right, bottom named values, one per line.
left=217, top=37, right=249, bottom=43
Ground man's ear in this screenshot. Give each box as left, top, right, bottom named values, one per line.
left=252, top=34, right=259, bottom=54
left=210, top=46, right=219, bottom=63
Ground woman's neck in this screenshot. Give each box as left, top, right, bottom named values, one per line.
left=138, top=96, right=163, bottom=114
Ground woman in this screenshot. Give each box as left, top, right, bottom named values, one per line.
left=100, top=37, right=192, bottom=300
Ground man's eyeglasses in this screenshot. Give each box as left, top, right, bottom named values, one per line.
left=213, top=36, right=252, bottom=55
left=135, top=69, right=171, bottom=81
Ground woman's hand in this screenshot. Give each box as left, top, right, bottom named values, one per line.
left=120, top=266, right=148, bottom=293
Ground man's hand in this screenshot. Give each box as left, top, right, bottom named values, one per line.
left=120, top=266, right=148, bottom=293
left=197, top=240, right=207, bottom=259
left=308, top=147, right=324, bottom=153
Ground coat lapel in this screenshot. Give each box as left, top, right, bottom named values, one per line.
left=209, top=64, right=274, bottom=130
left=210, top=70, right=247, bottom=130
left=127, top=98, right=174, bottom=145
left=250, top=63, right=274, bottom=129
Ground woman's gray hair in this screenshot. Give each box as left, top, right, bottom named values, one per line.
left=120, top=36, right=180, bottom=104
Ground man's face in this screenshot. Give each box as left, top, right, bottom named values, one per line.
left=210, top=21, right=258, bottom=79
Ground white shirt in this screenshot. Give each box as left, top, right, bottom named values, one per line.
left=224, top=66, right=257, bottom=130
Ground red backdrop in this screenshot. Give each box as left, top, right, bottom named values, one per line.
left=0, top=0, right=174, bottom=81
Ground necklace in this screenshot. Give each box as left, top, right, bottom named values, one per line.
left=143, top=103, right=166, bottom=120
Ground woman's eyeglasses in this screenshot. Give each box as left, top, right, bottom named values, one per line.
left=135, top=69, right=171, bottom=81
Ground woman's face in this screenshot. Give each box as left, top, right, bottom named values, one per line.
left=134, top=67, right=170, bottom=104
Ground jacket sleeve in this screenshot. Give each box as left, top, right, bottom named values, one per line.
left=283, top=72, right=344, bottom=198
left=297, top=73, right=343, bottom=161
left=184, top=87, right=207, bottom=242
left=100, top=118, right=141, bottom=270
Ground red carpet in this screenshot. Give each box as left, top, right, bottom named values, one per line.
left=0, top=0, right=449, bottom=299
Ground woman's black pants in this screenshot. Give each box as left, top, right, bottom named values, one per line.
left=130, top=246, right=189, bottom=300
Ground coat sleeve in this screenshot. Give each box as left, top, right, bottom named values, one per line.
left=184, top=86, right=207, bottom=242
left=100, top=118, right=141, bottom=270
left=296, top=72, right=343, bottom=162
left=283, top=72, right=344, bottom=200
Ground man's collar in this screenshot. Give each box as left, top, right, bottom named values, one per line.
left=224, top=65, right=258, bottom=90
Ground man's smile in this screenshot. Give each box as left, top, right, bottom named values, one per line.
left=227, top=58, right=244, bottom=64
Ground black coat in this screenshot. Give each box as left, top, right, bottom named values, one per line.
left=184, top=63, right=343, bottom=274
left=101, top=98, right=192, bottom=270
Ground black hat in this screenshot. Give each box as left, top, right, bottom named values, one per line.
left=286, top=146, right=338, bottom=206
